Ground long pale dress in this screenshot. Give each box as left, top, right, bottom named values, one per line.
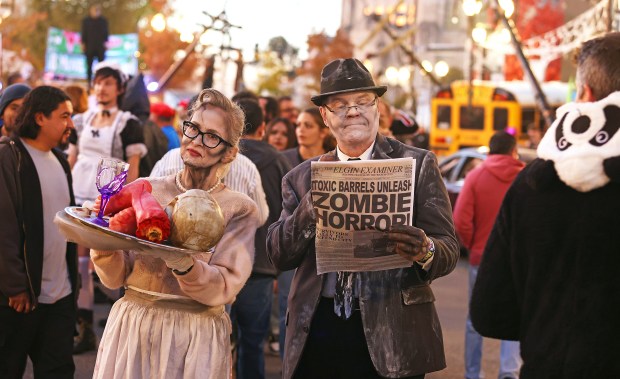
left=91, top=175, right=259, bottom=379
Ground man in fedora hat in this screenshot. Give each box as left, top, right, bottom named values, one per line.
left=267, top=58, right=459, bottom=378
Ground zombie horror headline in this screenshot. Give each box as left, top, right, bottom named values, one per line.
left=310, top=157, right=415, bottom=274
left=313, top=190, right=412, bottom=231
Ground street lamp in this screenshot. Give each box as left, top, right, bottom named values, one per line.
left=463, top=0, right=515, bottom=82
left=463, top=0, right=482, bottom=82
left=397, top=66, right=411, bottom=87
left=419, top=59, right=449, bottom=81
left=180, top=31, right=194, bottom=43
left=363, top=3, right=416, bottom=29
left=472, top=23, right=487, bottom=45
left=497, top=0, right=515, bottom=18
left=385, top=66, right=399, bottom=86
left=151, top=13, right=166, bottom=32
left=462, top=0, right=482, bottom=17
left=385, top=65, right=413, bottom=89
left=463, top=0, right=483, bottom=109
left=421, top=60, right=433, bottom=74
left=434, top=61, right=450, bottom=78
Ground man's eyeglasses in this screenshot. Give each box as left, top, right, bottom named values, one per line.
left=323, top=97, right=378, bottom=118
left=182, top=121, right=233, bottom=149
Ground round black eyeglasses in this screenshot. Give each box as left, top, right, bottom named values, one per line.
left=182, top=120, right=233, bottom=148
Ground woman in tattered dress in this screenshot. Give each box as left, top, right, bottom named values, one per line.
left=90, top=89, right=259, bottom=379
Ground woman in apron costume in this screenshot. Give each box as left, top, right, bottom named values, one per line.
left=69, top=62, right=146, bottom=354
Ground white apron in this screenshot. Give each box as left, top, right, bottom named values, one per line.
left=93, top=287, right=231, bottom=379
left=72, top=112, right=124, bottom=205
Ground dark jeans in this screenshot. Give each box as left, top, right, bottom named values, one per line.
left=294, top=297, right=425, bottom=379
left=231, top=274, right=274, bottom=379
left=85, top=48, right=105, bottom=84
left=0, top=293, right=75, bottom=379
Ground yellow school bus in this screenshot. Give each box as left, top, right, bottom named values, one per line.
left=430, top=80, right=570, bottom=156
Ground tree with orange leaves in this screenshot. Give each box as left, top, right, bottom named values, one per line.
left=1, top=0, right=199, bottom=89
left=138, top=23, right=199, bottom=89
left=297, top=29, right=355, bottom=93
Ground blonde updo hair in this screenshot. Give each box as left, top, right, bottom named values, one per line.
left=188, top=88, right=245, bottom=149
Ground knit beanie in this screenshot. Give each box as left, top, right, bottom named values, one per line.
left=0, top=83, right=32, bottom=116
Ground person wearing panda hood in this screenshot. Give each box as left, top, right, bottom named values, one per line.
left=470, top=32, right=620, bottom=378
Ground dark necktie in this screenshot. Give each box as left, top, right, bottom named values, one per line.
left=101, top=109, right=111, bottom=118
left=334, top=157, right=361, bottom=320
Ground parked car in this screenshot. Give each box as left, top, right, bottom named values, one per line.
left=439, top=146, right=537, bottom=209
left=438, top=146, right=537, bottom=257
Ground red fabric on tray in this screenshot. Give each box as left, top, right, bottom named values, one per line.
left=132, top=191, right=170, bottom=243
left=100, top=179, right=152, bottom=216
left=108, top=207, right=138, bottom=235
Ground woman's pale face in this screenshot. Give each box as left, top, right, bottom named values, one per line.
left=296, top=112, right=326, bottom=149
left=268, top=122, right=289, bottom=151
left=181, top=107, right=230, bottom=169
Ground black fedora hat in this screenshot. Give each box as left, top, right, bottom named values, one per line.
left=311, top=58, right=387, bottom=106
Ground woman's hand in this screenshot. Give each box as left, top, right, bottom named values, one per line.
left=92, top=195, right=102, bottom=214
left=164, top=254, right=195, bottom=274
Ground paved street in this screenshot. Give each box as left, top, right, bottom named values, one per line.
left=428, top=258, right=502, bottom=379
left=25, top=257, right=508, bottom=378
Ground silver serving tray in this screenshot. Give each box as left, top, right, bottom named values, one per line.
left=56, top=206, right=209, bottom=257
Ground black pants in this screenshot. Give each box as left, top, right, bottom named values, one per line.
left=293, top=297, right=425, bottom=379
left=0, top=293, right=75, bottom=379
left=85, top=48, right=105, bottom=85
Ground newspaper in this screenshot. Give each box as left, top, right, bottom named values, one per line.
left=311, top=157, right=415, bottom=274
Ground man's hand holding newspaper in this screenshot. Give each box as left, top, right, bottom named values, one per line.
left=388, top=224, right=430, bottom=263
left=312, top=154, right=430, bottom=273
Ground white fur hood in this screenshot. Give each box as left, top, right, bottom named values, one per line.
left=537, top=91, right=620, bottom=192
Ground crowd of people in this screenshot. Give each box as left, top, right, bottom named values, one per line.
left=0, top=31, right=619, bottom=379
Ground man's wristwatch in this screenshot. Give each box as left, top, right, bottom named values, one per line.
left=419, top=237, right=435, bottom=264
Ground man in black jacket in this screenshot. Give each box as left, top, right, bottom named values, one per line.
left=81, top=4, right=109, bottom=87
left=471, top=32, right=620, bottom=378
left=267, top=58, right=458, bottom=379
left=233, top=98, right=291, bottom=379
left=0, top=86, right=78, bottom=378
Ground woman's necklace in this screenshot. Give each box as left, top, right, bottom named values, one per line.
left=175, top=170, right=222, bottom=194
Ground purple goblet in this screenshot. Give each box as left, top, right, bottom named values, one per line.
left=89, top=158, right=129, bottom=227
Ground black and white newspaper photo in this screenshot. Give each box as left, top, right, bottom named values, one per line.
left=311, top=157, right=415, bottom=274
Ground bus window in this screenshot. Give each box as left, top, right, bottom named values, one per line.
left=437, top=105, right=451, bottom=130
left=460, top=106, right=484, bottom=130
left=521, top=108, right=536, bottom=132
left=493, top=108, right=509, bottom=130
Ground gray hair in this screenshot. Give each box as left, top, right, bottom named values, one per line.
left=576, top=32, right=620, bottom=100
left=188, top=88, right=245, bottom=148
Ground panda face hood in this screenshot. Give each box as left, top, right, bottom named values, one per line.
left=537, top=91, right=620, bottom=192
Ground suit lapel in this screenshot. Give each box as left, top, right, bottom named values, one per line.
left=371, top=134, right=394, bottom=160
